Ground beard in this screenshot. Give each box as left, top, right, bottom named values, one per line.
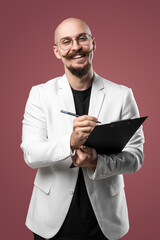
left=67, top=62, right=91, bottom=78
left=62, top=48, right=93, bottom=78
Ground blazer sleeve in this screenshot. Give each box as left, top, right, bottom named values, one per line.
left=20, top=86, right=73, bottom=169
left=87, top=88, right=145, bottom=180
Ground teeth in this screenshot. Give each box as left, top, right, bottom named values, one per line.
left=72, top=55, right=83, bottom=59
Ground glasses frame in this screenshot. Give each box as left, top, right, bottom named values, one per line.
left=55, top=32, right=93, bottom=51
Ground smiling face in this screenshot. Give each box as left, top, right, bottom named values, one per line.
left=53, top=18, right=96, bottom=78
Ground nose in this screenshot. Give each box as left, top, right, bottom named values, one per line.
left=71, top=39, right=82, bottom=51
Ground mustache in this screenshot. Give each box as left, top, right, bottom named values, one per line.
left=62, top=48, right=93, bottom=59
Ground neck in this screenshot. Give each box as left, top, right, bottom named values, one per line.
left=65, top=66, right=94, bottom=90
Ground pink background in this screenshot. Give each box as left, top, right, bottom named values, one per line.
left=1, top=0, right=159, bottom=239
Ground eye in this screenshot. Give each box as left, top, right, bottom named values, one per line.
left=79, top=36, right=87, bottom=41
left=61, top=39, right=71, bottom=45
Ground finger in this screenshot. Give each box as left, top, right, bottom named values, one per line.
left=76, top=148, right=85, bottom=156
left=75, top=126, right=95, bottom=134
left=80, top=146, right=97, bottom=161
left=74, top=120, right=97, bottom=129
left=76, top=149, right=88, bottom=161
left=80, top=145, right=92, bottom=154
left=77, top=115, right=97, bottom=121
left=75, top=115, right=98, bottom=123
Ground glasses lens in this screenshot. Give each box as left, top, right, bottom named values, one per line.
left=59, top=33, right=92, bottom=50
left=59, top=38, right=72, bottom=50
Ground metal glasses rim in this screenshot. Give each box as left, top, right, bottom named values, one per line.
left=54, top=33, right=93, bottom=47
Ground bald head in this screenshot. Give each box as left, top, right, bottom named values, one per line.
left=54, top=18, right=92, bottom=44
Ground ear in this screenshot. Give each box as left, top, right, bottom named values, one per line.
left=53, top=45, right=62, bottom=59
left=92, top=37, right=96, bottom=51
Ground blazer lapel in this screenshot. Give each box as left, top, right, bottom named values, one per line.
left=88, top=73, right=105, bottom=120
left=58, top=74, right=76, bottom=130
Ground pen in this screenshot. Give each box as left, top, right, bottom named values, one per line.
left=60, top=110, right=101, bottom=124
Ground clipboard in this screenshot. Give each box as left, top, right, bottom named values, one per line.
left=70, top=116, right=147, bottom=168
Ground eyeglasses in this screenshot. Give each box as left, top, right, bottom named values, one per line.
left=55, top=33, right=93, bottom=51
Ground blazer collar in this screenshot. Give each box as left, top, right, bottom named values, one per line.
left=88, top=72, right=105, bottom=120
left=58, top=74, right=76, bottom=114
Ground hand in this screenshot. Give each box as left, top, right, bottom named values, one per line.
left=72, top=145, right=98, bottom=170
left=70, top=115, right=97, bottom=150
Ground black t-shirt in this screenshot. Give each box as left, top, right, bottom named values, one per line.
left=54, top=86, right=108, bottom=240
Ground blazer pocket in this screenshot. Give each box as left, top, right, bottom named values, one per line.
left=34, top=179, right=52, bottom=195
left=34, top=168, right=54, bottom=195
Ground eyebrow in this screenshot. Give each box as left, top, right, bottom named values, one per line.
left=60, top=32, right=87, bottom=41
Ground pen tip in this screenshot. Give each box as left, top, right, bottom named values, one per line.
left=60, top=110, right=67, bottom=114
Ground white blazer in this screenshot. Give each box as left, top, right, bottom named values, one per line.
left=21, top=73, right=144, bottom=240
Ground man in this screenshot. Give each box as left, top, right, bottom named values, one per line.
left=21, top=18, right=144, bottom=240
